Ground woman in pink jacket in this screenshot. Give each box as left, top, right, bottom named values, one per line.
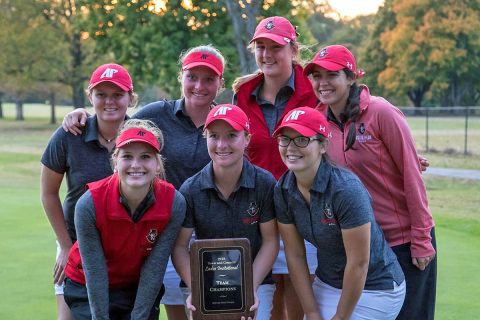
left=304, top=45, right=436, bottom=320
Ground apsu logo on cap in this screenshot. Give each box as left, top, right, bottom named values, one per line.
left=100, top=68, right=118, bottom=79
left=137, top=130, right=146, bottom=136
left=286, top=110, right=305, bottom=121
left=201, top=53, right=208, bottom=59
left=319, top=48, right=328, bottom=58
left=265, top=20, right=274, bottom=30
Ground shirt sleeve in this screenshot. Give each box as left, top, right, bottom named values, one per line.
left=179, top=180, right=195, bottom=228
left=41, top=127, right=68, bottom=174
left=74, top=191, right=110, bottom=319
left=377, top=101, right=435, bottom=257
left=259, top=173, right=276, bottom=223
left=274, top=182, right=293, bottom=224
left=333, top=178, right=372, bottom=229
left=131, top=191, right=186, bottom=319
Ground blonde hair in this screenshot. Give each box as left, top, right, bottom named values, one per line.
left=178, top=45, right=226, bottom=97
left=112, top=119, right=166, bottom=180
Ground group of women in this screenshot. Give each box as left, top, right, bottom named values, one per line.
left=41, top=15, right=436, bottom=320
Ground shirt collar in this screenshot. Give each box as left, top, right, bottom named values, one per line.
left=84, top=115, right=100, bottom=143
left=198, top=158, right=256, bottom=191
left=282, top=160, right=332, bottom=194
left=251, top=67, right=296, bottom=99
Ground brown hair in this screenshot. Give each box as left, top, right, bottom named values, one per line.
left=339, top=69, right=364, bottom=151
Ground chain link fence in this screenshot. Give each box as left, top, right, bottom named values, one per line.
left=400, top=107, right=480, bottom=156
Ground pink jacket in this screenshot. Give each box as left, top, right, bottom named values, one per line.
left=317, top=87, right=435, bottom=258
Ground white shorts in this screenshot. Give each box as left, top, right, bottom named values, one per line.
left=273, top=239, right=317, bottom=274
left=310, top=277, right=406, bottom=320
left=54, top=241, right=64, bottom=295
left=160, top=257, right=186, bottom=305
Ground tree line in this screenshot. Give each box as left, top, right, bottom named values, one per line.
left=0, top=0, right=479, bottom=122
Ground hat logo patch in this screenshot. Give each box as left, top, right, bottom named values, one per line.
left=213, top=106, right=232, bottom=117
left=319, top=125, right=326, bottom=132
left=201, top=53, right=208, bottom=59
left=265, top=20, right=274, bottom=30
left=319, top=48, right=328, bottom=58
left=346, top=61, right=353, bottom=70
left=137, top=130, right=146, bottom=136
left=286, top=110, right=305, bottom=121
left=100, top=68, right=118, bottom=78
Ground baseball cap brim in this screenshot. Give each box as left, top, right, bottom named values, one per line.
left=205, top=118, right=245, bottom=132
left=116, top=138, right=160, bottom=153
left=249, top=33, right=290, bottom=45
left=88, top=79, right=131, bottom=92
left=182, top=62, right=222, bottom=76
left=273, top=123, right=318, bottom=137
left=303, top=60, right=345, bottom=76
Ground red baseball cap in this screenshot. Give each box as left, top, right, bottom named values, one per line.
left=273, top=107, right=329, bottom=138
left=205, top=104, right=250, bottom=133
left=250, top=16, right=297, bottom=45
left=304, top=45, right=358, bottom=76
left=116, top=127, right=160, bottom=153
left=182, top=51, right=224, bottom=76
left=88, top=63, right=133, bottom=92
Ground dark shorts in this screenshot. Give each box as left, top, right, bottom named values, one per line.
left=392, top=228, right=437, bottom=320
left=64, top=278, right=164, bottom=320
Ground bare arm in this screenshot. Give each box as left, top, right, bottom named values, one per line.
left=279, top=222, right=322, bottom=320
left=252, top=219, right=279, bottom=290
left=40, top=165, right=72, bottom=285
left=334, top=223, right=370, bottom=320
left=171, top=227, right=194, bottom=289
left=61, top=108, right=90, bottom=135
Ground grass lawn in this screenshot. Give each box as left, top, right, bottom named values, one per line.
left=0, top=104, right=479, bottom=319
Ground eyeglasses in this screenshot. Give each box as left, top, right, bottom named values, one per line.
left=277, top=135, right=320, bottom=148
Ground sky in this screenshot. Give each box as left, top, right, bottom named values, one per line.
left=328, top=0, right=385, bottom=18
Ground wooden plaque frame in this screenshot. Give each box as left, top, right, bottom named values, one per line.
left=190, top=238, right=254, bottom=320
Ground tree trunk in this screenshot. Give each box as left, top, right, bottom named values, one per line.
left=0, top=92, right=3, bottom=119
left=50, top=91, right=56, bottom=124
left=224, top=0, right=259, bottom=74
left=71, top=31, right=85, bottom=108
left=15, top=98, right=24, bottom=121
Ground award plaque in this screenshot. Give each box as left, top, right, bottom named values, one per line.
left=190, top=238, right=254, bottom=320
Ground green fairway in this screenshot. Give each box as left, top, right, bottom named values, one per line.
left=0, top=104, right=479, bottom=319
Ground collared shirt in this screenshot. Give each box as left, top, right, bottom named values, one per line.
left=251, top=70, right=295, bottom=135
left=119, top=187, right=155, bottom=223
left=41, top=115, right=116, bottom=241
left=179, top=159, right=276, bottom=283
left=133, top=99, right=211, bottom=189
left=275, top=160, right=404, bottom=290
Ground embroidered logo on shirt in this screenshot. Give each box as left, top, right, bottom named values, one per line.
left=321, top=206, right=337, bottom=225
left=358, top=123, right=366, bottom=134
left=243, top=202, right=260, bottom=225
left=146, top=229, right=158, bottom=243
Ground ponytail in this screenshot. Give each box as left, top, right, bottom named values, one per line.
left=339, top=69, right=364, bottom=151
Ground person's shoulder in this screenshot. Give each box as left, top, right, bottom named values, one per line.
left=134, top=99, right=177, bottom=117
left=179, top=170, right=203, bottom=193
left=330, top=165, right=362, bottom=186
left=365, top=92, right=403, bottom=118
left=251, top=163, right=276, bottom=184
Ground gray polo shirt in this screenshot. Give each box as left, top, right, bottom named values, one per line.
left=133, top=99, right=211, bottom=189
left=251, top=70, right=295, bottom=135
left=41, top=115, right=115, bottom=241
left=275, top=160, right=404, bottom=290
left=179, top=159, right=276, bottom=283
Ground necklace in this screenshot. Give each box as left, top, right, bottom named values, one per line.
left=98, top=130, right=116, bottom=143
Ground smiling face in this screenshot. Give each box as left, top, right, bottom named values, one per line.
left=205, top=120, right=250, bottom=171
left=181, top=66, right=223, bottom=111
left=278, top=127, right=326, bottom=176
left=254, top=38, right=294, bottom=79
left=309, top=65, right=354, bottom=113
left=114, top=142, right=161, bottom=193
left=89, top=82, right=130, bottom=123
